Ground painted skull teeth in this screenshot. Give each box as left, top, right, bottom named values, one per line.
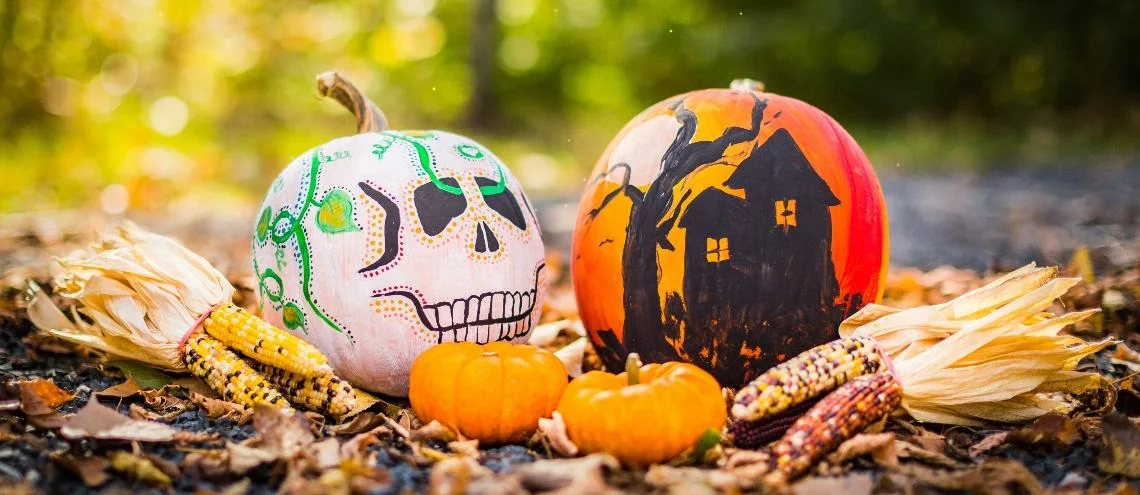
left=375, top=263, right=545, bottom=344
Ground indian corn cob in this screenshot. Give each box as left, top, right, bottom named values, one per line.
left=770, top=372, right=902, bottom=480
left=249, top=361, right=358, bottom=418
left=203, top=303, right=333, bottom=378
left=728, top=397, right=820, bottom=449
left=732, top=336, right=883, bottom=422
left=182, top=331, right=291, bottom=410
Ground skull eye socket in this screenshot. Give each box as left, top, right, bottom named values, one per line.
left=414, top=177, right=467, bottom=236
left=475, top=176, right=527, bottom=230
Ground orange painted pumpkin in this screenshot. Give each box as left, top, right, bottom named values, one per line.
left=556, top=354, right=725, bottom=467
left=571, top=80, right=888, bottom=388
left=409, top=341, right=567, bottom=445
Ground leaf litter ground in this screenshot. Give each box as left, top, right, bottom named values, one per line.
left=1, top=216, right=1139, bottom=494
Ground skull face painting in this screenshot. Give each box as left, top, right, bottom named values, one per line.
left=253, top=130, right=545, bottom=396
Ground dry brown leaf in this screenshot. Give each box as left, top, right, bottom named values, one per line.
left=340, top=425, right=391, bottom=460
left=141, top=386, right=193, bottom=416
left=825, top=432, right=898, bottom=467
left=428, top=456, right=493, bottom=495
left=1008, top=412, right=1081, bottom=447
left=249, top=404, right=316, bottom=459
left=108, top=451, right=172, bottom=486
left=644, top=465, right=742, bottom=492
left=226, top=442, right=277, bottom=475
left=791, top=473, right=874, bottom=495
left=968, top=431, right=1010, bottom=457
left=891, top=459, right=1041, bottom=495
left=50, top=454, right=110, bottom=487
left=449, top=439, right=481, bottom=458
left=411, top=420, right=459, bottom=443
left=17, top=381, right=65, bottom=429
left=515, top=454, right=619, bottom=493
left=1098, top=412, right=1140, bottom=477
left=189, top=392, right=252, bottom=424
left=172, top=376, right=219, bottom=399
left=908, top=428, right=947, bottom=454
left=536, top=411, right=578, bottom=457
left=309, top=438, right=342, bottom=471
left=328, top=411, right=386, bottom=436
left=180, top=450, right=232, bottom=479
left=19, top=379, right=73, bottom=409
left=60, top=400, right=177, bottom=442
left=94, top=378, right=143, bottom=399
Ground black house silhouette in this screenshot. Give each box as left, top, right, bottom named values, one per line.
left=673, top=128, right=841, bottom=384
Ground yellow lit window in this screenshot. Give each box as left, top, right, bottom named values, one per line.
left=775, top=199, right=797, bottom=228
left=705, top=237, right=730, bottom=263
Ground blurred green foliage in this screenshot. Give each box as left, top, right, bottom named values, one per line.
left=2, top=0, right=1138, bottom=213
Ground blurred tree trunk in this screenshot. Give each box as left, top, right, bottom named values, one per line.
left=465, top=0, right=497, bottom=129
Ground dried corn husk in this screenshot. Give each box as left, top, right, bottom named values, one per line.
left=27, top=223, right=232, bottom=370
left=840, top=263, right=1110, bottom=426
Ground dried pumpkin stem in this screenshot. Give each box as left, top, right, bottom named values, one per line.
left=316, top=71, right=388, bottom=133
left=626, top=353, right=642, bottom=386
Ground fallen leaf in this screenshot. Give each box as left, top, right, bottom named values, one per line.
left=227, top=442, right=277, bottom=475
left=108, top=451, right=173, bottom=486
left=908, top=428, right=947, bottom=455
left=340, top=425, right=391, bottom=460
left=19, top=379, right=73, bottom=409
left=429, top=456, right=493, bottom=495
left=448, top=439, right=481, bottom=458
left=891, top=459, right=1042, bottom=495
left=327, top=411, right=386, bottom=436
left=17, top=381, right=65, bottom=429
left=645, top=465, right=742, bottom=492
left=969, top=431, right=1010, bottom=457
left=1098, top=411, right=1140, bottom=477
left=60, top=400, right=177, bottom=442
left=189, top=392, right=252, bottom=424
left=50, top=454, right=110, bottom=487
left=791, top=473, right=874, bottom=495
left=250, top=404, right=316, bottom=459
left=172, top=376, right=219, bottom=399
left=107, top=360, right=174, bottom=389
left=825, top=432, right=898, bottom=467
left=536, top=411, right=578, bottom=457
left=180, top=450, right=231, bottom=480
left=410, top=420, right=458, bottom=443
left=1008, top=412, right=1081, bottom=447
left=309, top=438, right=342, bottom=470
left=141, top=386, right=193, bottom=417
left=515, top=454, right=618, bottom=493
left=94, top=378, right=143, bottom=399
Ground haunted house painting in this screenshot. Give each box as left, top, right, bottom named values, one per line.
left=669, top=128, right=843, bottom=385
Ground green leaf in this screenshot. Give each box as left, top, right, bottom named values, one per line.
left=316, top=189, right=359, bottom=234
left=107, top=360, right=174, bottom=390
left=691, top=428, right=722, bottom=463
left=282, top=302, right=307, bottom=334
left=255, top=207, right=272, bottom=242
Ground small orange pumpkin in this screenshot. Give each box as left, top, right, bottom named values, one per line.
left=556, top=353, right=725, bottom=467
left=409, top=341, right=568, bottom=445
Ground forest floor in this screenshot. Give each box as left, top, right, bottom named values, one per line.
left=2, top=166, right=1140, bottom=494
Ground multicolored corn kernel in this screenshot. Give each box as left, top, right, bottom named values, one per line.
left=732, top=336, right=883, bottom=422
left=203, top=303, right=332, bottom=378
left=728, top=397, right=821, bottom=449
left=182, top=331, right=291, bottom=410
left=771, top=372, right=902, bottom=479
left=249, top=362, right=358, bottom=418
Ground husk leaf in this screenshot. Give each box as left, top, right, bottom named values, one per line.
left=27, top=223, right=233, bottom=370
left=842, top=263, right=1111, bottom=425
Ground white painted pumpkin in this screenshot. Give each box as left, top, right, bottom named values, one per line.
left=251, top=73, right=546, bottom=396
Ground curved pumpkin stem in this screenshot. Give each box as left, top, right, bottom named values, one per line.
left=316, top=71, right=389, bottom=134
left=626, top=353, right=642, bottom=386
left=730, top=78, right=765, bottom=93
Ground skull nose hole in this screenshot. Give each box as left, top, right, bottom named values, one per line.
left=474, top=222, right=500, bottom=253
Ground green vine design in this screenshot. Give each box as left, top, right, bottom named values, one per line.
left=255, top=147, right=352, bottom=335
